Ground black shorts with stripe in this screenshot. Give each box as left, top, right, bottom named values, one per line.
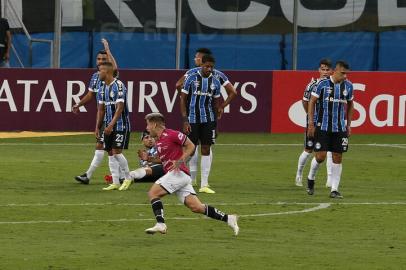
left=103, top=130, right=130, bottom=151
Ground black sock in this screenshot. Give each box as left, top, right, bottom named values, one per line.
left=205, top=205, right=228, bottom=222
left=307, top=179, right=315, bottom=189
left=151, top=198, right=165, bottom=223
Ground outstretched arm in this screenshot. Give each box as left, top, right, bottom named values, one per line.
left=102, top=38, right=118, bottom=73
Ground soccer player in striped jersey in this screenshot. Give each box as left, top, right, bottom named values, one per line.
left=295, top=59, right=334, bottom=187
left=180, top=54, right=237, bottom=194
left=96, top=62, right=132, bottom=190
left=307, top=61, right=354, bottom=198
left=143, top=113, right=239, bottom=236
left=118, top=130, right=165, bottom=191
left=72, top=39, right=122, bottom=184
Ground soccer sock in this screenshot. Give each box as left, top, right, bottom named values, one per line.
left=108, top=156, right=120, bottom=185
left=200, top=154, right=212, bottom=188
left=331, top=163, right=343, bottom=192
left=308, top=157, right=321, bottom=180
left=114, top=153, right=131, bottom=179
left=119, top=166, right=126, bottom=180
left=129, top=168, right=146, bottom=181
left=189, top=148, right=199, bottom=181
left=151, top=198, right=165, bottom=223
left=296, top=151, right=311, bottom=177
left=205, top=205, right=228, bottom=222
left=326, top=152, right=333, bottom=186
left=86, top=150, right=104, bottom=179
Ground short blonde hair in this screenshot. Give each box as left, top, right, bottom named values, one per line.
left=145, top=113, right=165, bottom=124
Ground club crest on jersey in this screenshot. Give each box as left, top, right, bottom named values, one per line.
left=110, top=90, right=114, bottom=98
left=315, top=142, right=321, bottom=150
left=343, top=89, right=348, bottom=97
left=210, top=83, right=216, bottom=90
left=307, top=140, right=313, bottom=147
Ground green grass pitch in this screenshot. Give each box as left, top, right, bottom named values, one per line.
left=0, top=133, right=405, bottom=270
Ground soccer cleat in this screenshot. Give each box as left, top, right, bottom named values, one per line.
left=295, top=176, right=303, bottom=187
left=75, top=173, right=89, bottom=185
left=145, top=223, right=167, bottom=234
left=119, top=179, right=133, bottom=191
left=119, top=178, right=125, bottom=184
left=307, top=178, right=315, bottom=195
left=102, top=184, right=120, bottom=191
left=307, top=188, right=314, bottom=195
left=227, top=214, right=239, bottom=236
left=199, top=186, right=216, bottom=194
left=330, top=191, right=343, bottom=199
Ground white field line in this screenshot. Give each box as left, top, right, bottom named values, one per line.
left=0, top=203, right=332, bottom=225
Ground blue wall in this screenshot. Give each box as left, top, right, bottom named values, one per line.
left=8, top=31, right=406, bottom=71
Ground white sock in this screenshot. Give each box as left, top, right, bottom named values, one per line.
left=86, top=150, right=104, bottom=179
left=129, top=168, right=147, bottom=181
left=326, top=152, right=333, bottom=186
left=108, top=156, right=120, bottom=185
left=331, top=163, right=343, bottom=192
left=308, top=157, right=321, bottom=180
left=200, top=155, right=212, bottom=188
left=114, top=153, right=130, bottom=179
left=189, top=147, right=199, bottom=181
left=296, top=151, right=311, bottom=178
left=119, top=166, right=125, bottom=180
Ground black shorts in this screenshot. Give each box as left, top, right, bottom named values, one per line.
left=103, top=130, right=130, bottom=151
left=314, top=129, right=349, bottom=153
left=138, top=164, right=165, bottom=182
left=188, top=122, right=217, bottom=146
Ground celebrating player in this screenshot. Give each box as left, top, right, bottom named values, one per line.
left=306, top=61, right=354, bottom=198
left=180, top=54, right=237, bottom=194
left=143, top=113, right=239, bottom=236
left=96, top=62, right=131, bottom=190
left=295, top=59, right=333, bottom=187
left=72, top=39, right=123, bottom=184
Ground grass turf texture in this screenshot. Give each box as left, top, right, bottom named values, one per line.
left=0, top=133, right=405, bottom=270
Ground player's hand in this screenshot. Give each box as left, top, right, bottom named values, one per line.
left=168, top=159, right=183, bottom=171
left=307, top=125, right=315, bottom=138
left=347, top=125, right=352, bottom=137
left=138, top=149, right=148, bottom=161
left=217, top=107, right=224, bottom=120
left=101, top=38, right=110, bottom=51
left=94, top=128, right=100, bottom=140
left=104, top=125, right=113, bottom=135
left=183, top=121, right=191, bottom=134
left=72, top=104, right=80, bottom=114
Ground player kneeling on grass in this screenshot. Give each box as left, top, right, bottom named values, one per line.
left=119, top=130, right=165, bottom=191
left=143, top=113, right=239, bottom=236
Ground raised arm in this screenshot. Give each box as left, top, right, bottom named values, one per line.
left=102, top=39, right=118, bottom=73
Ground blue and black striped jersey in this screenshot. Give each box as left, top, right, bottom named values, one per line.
left=184, top=67, right=230, bottom=87
left=311, top=77, right=354, bottom=132
left=97, top=79, right=130, bottom=132
left=304, top=77, right=322, bottom=126
left=181, top=70, right=222, bottom=124
left=88, top=72, right=103, bottom=102
left=139, top=146, right=159, bottom=167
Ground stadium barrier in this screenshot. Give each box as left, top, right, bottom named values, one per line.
left=0, top=69, right=404, bottom=133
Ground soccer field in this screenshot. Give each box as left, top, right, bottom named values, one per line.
left=0, top=133, right=405, bottom=270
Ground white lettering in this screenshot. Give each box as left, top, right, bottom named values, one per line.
left=139, top=81, right=159, bottom=112
left=66, top=80, right=85, bottom=112
left=280, top=0, right=366, bottom=27
left=188, top=0, right=270, bottom=29
left=399, top=95, right=406, bottom=126
left=62, top=0, right=83, bottom=27
left=378, top=0, right=406, bottom=27
left=239, top=82, right=257, bottom=114
left=36, top=80, right=62, bottom=112
left=352, top=101, right=367, bottom=128
left=127, top=81, right=133, bottom=113
left=17, top=80, right=38, bottom=112
left=369, top=94, right=394, bottom=127
left=160, top=82, right=178, bottom=112
left=104, top=0, right=142, bottom=28
left=0, top=80, right=17, bottom=112
left=156, top=0, right=176, bottom=28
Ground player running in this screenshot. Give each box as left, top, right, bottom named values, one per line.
left=295, top=59, right=333, bottom=187
left=143, top=113, right=239, bottom=236
left=307, top=60, right=354, bottom=198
